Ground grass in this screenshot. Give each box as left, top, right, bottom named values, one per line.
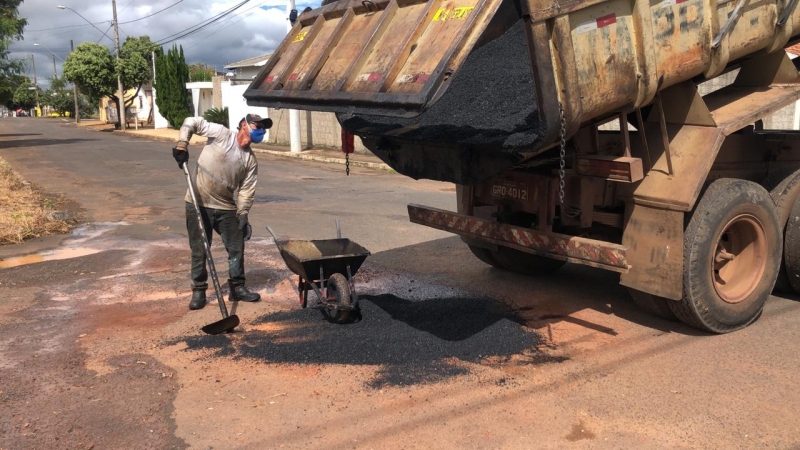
left=0, top=157, right=74, bottom=245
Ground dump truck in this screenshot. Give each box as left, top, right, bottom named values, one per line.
left=244, top=0, right=800, bottom=333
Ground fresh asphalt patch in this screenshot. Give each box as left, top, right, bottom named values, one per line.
left=176, top=293, right=563, bottom=389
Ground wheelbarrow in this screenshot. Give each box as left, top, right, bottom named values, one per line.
left=266, top=222, right=370, bottom=323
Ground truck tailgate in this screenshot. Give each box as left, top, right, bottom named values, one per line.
left=243, top=0, right=518, bottom=116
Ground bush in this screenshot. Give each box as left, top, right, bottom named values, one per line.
left=203, top=107, right=229, bottom=128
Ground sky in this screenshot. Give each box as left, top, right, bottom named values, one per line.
left=9, top=0, right=320, bottom=87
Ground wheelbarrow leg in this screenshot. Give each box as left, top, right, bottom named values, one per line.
left=346, top=264, right=362, bottom=322
left=346, top=264, right=358, bottom=306
left=319, top=267, right=325, bottom=303
left=297, top=276, right=304, bottom=306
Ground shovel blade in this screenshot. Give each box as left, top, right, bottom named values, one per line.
left=202, top=315, right=240, bottom=335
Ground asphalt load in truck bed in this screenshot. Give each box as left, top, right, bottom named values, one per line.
left=340, top=20, right=542, bottom=150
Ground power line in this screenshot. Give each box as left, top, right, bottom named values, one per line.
left=97, top=22, right=115, bottom=43
left=119, top=0, right=184, bottom=24
left=185, top=0, right=270, bottom=49
left=26, top=23, right=98, bottom=33
left=155, top=0, right=249, bottom=45
left=156, top=1, right=249, bottom=45
left=26, top=1, right=182, bottom=33
left=118, top=0, right=136, bottom=15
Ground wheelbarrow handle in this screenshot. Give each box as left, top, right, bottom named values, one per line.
left=265, top=226, right=284, bottom=252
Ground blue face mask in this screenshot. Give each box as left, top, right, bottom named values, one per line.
left=250, top=128, right=265, bottom=144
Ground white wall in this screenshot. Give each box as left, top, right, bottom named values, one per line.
left=151, top=87, right=170, bottom=129
left=221, top=80, right=269, bottom=139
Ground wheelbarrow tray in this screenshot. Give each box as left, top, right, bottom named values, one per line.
left=278, top=238, right=370, bottom=282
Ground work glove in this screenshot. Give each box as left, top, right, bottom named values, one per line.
left=172, top=147, right=189, bottom=169
left=238, top=213, right=252, bottom=241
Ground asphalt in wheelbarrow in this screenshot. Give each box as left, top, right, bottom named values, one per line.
left=279, top=238, right=370, bottom=281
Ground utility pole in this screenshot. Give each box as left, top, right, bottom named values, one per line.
left=71, top=40, right=80, bottom=123
left=112, top=0, right=126, bottom=129
left=287, top=0, right=301, bottom=153
left=52, top=54, right=57, bottom=79
left=31, top=54, right=40, bottom=115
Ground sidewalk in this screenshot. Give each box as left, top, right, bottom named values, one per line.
left=112, top=127, right=392, bottom=171
left=75, top=119, right=113, bottom=129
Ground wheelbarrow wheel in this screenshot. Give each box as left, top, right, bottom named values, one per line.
left=324, top=273, right=353, bottom=324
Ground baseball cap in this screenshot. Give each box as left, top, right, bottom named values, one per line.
left=244, top=113, right=273, bottom=129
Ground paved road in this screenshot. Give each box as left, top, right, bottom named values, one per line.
left=1, top=118, right=800, bottom=449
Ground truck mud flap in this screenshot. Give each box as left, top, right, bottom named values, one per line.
left=408, top=204, right=630, bottom=273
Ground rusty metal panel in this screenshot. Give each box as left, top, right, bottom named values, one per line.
left=651, top=0, right=710, bottom=89
left=473, top=172, right=550, bottom=215
left=620, top=203, right=684, bottom=300
left=408, top=204, right=631, bottom=272
left=565, top=0, right=640, bottom=119
left=633, top=123, right=725, bottom=211
left=345, top=0, right=432, bottom=92
left=708, top=85, right=800, bottom=135
left=388, top=0, right=486, bottom=94
left=312, top=8, right=387, bottom=91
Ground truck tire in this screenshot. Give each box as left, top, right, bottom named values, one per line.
left=762, top=169, right=800, bottom=294
left=324, top=273, right=352, bottom=324
left=491, top=247, right=566, bottom=276
left=627, top=289, right=678, bottom=321
left=468, top=245, right=502, bottom=268
left=783, top=198, right=800, bottom=293
left=468, top=244, right=565, bottom=275
left=669, top=179, right=781, bottom=333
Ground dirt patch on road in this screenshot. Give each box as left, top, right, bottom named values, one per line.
left=0, top=156, right=75, bottom=244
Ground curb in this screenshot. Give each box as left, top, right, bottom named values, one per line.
left=252, top=148, right=392, bottom=171
left=113, top=129, right=393, bottom=171
left=114, top=130, right=205, bottom=145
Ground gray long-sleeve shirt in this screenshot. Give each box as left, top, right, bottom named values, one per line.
left=179, top=117, right=258, bottom=215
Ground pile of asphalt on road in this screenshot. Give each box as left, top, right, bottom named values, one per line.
left=339, top=19, right=544, bottom=184
left=178, top=293, right=545, bottom=389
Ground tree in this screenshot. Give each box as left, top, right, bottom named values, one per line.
left=62, top=42, right=115, bottom=101
left=2, top=73, right=28, bottom=109
left=203, top=107, right=228, bottom=128
left=42, top=77, right=75, bottom=116
left=0, top=1, right=27, bottom=106
left=62, top=36, right=159, bottom=127
left=12, top=80, right=38, bottom=109
left=154, top=44, right=191, bottom=129
left=189, top=63, right=214, bottom=82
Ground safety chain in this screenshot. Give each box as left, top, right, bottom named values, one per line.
left=558, top=103, right=567, bottom=206
left=345, top=152, right=350, bottom=176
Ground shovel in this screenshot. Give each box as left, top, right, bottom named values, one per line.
left=182, top=163, right=240, bottom=335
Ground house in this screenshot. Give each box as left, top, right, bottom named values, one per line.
left=186, top=82, right=214, bottom=118
left=99, top=85, right=159, bottom=126
left=224, top=53, right=271, bottom=80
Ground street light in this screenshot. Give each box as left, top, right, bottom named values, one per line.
left=56, top=5, right=112, bottom=43
left=33, top=43, right=64, bottom=62
left=33, top=43, right=61, bottom=82
left=57, top=4, right=120, bottom=124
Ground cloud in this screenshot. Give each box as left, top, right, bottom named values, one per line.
left=8, top=0, right=322, bottom=86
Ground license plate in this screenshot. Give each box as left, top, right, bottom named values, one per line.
left=491, top=181, right=530, bottom=201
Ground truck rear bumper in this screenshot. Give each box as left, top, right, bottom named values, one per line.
left=408, top=204, right=630, bottom=273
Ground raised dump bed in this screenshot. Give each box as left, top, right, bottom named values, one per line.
left=244, top=0, right=800, bottom=183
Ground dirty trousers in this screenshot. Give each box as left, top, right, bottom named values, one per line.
left=185, top=202, right=245, bottom=290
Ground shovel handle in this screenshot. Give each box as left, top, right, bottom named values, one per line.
left=183, top=163, right=230, bottom=320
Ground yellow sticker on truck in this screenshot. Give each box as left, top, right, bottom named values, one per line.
left=432, top=6, right=475, bottom=22
left=293, top=31, right=308, bottom=42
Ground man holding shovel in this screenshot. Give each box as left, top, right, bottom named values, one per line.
left=172, top=114, right=273, bottom=310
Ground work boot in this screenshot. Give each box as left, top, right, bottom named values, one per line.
left=229, top=283, right=260, bottom=302
left=189, top=289, right=207, bottom=310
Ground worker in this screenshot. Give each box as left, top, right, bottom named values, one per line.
left=172, top=114, right=273, bottom=310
